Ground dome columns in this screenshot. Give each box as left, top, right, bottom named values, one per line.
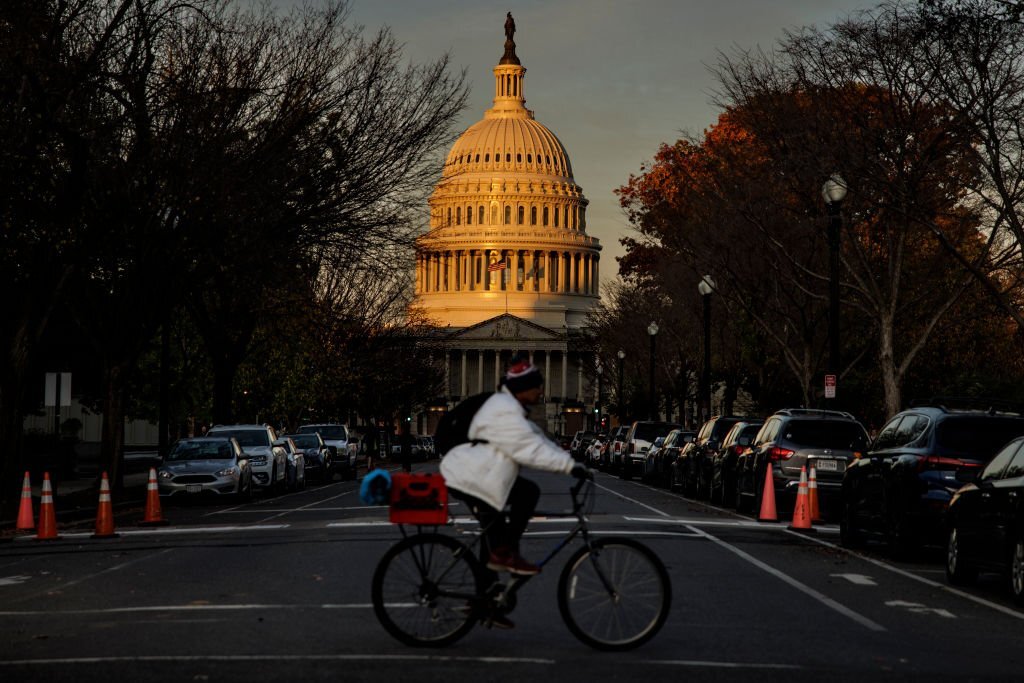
left=416, top=247, right=599, bottom=297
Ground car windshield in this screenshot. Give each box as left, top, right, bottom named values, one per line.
left=935, top=417, right=1024, bottom=460
left=302, top=425, right=347, bottom=440
left=634, top=423, right=681, bottom=442
left=212, top=429, right=270, bottom=448
left=783, top=420, right=868, bottom=449
left=166, top=441, right=234, bottom=461
left=711, top=418, right=742, bottom=439
left=288, top=434, right=320, bottom=449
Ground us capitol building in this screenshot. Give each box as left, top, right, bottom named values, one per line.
left=412, top=14, right=602, bottom=436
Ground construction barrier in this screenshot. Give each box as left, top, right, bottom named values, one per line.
left=788, top=465, right=814, bottom=532
left=758, top=462, right=778, bottom=522
left=140, top=467, right=167, bottom=526
left=92, top=472, right=117, bottom=538
left=16, top=471, right=34, bottom=532
left=36, top=472, right=59, bottom=540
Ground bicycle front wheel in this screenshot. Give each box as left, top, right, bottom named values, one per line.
left=371, top=533, right=484, bottom=647
left=557, top=537, right=671, bottom=651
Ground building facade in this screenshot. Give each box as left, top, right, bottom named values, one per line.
left=413, top=16, right=601, bottom=436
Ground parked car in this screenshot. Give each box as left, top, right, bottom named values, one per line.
left=735, top=409, right=869, bottom=519
left=620, top=421, right=681, bottom=480
left=586, top=436, right=607, bottom=469
left=644, top=429, right=696, bottom=488
left=284, top=432, right=332, bottom=483
left=157, top=436, right=253, bottom=501
left=298, top=423, right=355, bottom=480
left=570, top=430, right=597, bottom=461
left=944, top=435, right=1024, bottom=602
left=841, top=400, right=1024, bottom=554
left=276, top=436, right=306, bottom=491
left=606, top=425, right=631, bottom=472
left=206, top=424, right=287, bottom=493
left=709, top=419, right=764, bottom=505
left=640, top=436, right=667, bottom=482
left=671, top=416, right=745, bottom=498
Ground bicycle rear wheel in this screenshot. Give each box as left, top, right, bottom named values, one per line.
left=371, top=533, right=484, bottom=647
left=557, top=537, right=671, bottom=651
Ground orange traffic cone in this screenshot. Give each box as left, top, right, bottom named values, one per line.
left=35, top=472, right=59, bottom=540
left=140, top=467, right=167, bottom=526
left=808, top=464, right=823, bottom=523
left=92, top=472, right=117, bottom=538
left=758, top=462, right=778, bottom=522
left=788, top=465, right=814, bottom=532
left=16, top=471, right=35, bottom=532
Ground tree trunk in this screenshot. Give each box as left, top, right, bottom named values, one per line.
left=211, top=360, right=237, bottom=425
left=0, top=382, right=27, bottom=520
left=878, top=317, right=902, bottom=419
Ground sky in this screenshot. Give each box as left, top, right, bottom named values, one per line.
left=272, top=0, right=884, bottom=280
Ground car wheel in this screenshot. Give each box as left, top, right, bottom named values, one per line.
left=668, top=464, right=680, bottom=492
left=1009, top=538, right=1024, bottom=604
left=946, top=526, right=977, bottom=585
left=734, top=481, right=747, bottom=513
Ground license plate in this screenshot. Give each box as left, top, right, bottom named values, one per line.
left=814, top=459, right=838, bottom=472
left=186, top=484, right=202, bottom=493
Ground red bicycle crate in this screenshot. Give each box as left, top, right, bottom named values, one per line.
left=389, top=472, right=448, bottom=525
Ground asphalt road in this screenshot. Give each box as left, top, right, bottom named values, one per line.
left=1, top=463, right=1022, bottom=682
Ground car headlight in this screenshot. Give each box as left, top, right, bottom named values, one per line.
left=216, top=467, right=239, bottom=477
left=158, top=470, right=173, bottom=480
left=248, top=455, right=267, bottom=464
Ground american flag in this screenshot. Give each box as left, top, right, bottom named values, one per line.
left=487, top=260, right=507, bottom=272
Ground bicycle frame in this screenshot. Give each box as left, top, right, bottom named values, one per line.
left=394, top=477, right=599, bottom=611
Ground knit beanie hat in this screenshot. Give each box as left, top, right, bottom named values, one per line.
left=504, top=353, right=544, bottom=393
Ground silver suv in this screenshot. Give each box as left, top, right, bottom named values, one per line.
left=206, top=424, right=288, bottom=493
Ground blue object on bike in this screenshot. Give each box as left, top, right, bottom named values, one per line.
left=360, top=468, right=392, bottom=505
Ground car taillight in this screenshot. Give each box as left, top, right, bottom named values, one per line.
left=733, top=445, right=745, bottom=455
left=917, top=455, right=980, bottom=472
left=769, top=447, right=794, bottom=461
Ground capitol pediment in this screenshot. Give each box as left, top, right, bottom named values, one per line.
left=449, top=314, right=563, bottom=342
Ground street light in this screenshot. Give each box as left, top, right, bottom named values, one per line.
left=595, top=362, right=603, bottom=432
left=698, top=275, right=716, bottom=423
left=821, top=174, right=847, bottom=402
left=647, top=322, right=659, bottom=420
left=616, top=349, right=626, bottom=424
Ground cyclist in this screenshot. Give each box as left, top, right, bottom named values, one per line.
left=440, top=353, right=591, bottom=580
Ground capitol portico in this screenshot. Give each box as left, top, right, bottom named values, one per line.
left=414, top=14, right=602, bottom=436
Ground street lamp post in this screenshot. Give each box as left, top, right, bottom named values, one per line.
left=616, top=349, right=625, bottom=424
left=647, top=322, right=659, bottom=421
left=595, top=363, right=603, bottom=432
left=698, top=276, right=716, bottom=423
left=822, top=174, right=847, bottom=402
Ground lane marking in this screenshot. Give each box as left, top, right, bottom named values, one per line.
left=645, top=659, right=802, bottom=670
left=595, top=482, right=672, bottom=517
left=831, top=573, right=877, bottom=586
left=885, top=600, right=956, bottom=619
left=0, top=654, right=555, bottom=666
left=689, top=525, right=887, bottom=632
left=0, top=603, right=375, bottom=617
left=782, top=529, right=1024, bottom=622
left=17, top=524, right=291, bottom=540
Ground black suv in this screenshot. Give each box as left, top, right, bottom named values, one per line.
left=671, top=416, right=745, bottom=498
left=841, top=399, right=1024, bottom=554
left=735, top=409, right=869, bottom=518
left=709, top=419, right=764, bottom=506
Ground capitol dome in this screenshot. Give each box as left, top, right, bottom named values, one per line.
left=413, top=23, right=601, bottom=330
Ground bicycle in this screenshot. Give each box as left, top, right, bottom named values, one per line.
left=370, top=476, right=672, bottom=651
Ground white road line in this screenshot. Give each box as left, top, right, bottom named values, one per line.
left=0, top=654, right=555, bottom=666
left=782, top=528, right=1024, bottom=621
left=0, top=603, right=375, bottom=617
left=689, top=524, right=887, bottom=632
left=595, top=482, right=672, bottom=516
left=644, top=659, right=802, bottom=670
left=22, top=524, right=291, bottom=540
left=215, top=505, right=389, bottom=513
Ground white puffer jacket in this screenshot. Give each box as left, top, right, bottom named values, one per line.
left=439, top=386, right=575, bottom=511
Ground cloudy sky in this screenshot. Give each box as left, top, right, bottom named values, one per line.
left=272, top=0, right=883, bottom=279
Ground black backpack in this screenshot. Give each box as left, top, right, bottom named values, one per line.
left=434, top=392, right=493, bottom=456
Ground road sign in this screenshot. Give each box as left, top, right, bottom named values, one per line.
left=825, top=374, right=837, bottom=399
